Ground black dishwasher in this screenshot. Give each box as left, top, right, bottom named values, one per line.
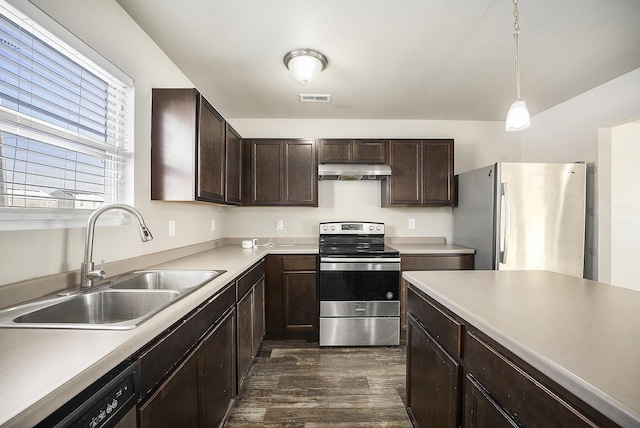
left=35, top=360, right=139, bottom=428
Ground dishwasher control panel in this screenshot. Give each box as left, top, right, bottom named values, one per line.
left=35, top=360, right=139, bottom=428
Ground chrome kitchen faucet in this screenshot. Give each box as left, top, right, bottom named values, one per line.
left=81, top=204, right=153, bottom=288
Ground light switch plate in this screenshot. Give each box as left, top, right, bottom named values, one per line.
left=408, top=218, right=416, bottom=229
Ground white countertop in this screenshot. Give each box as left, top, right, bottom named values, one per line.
left=0, top=241, right=471, bottom=427
left=389, top=243, right=475, bottom=254
left=0, top=244, right=313, bottom=427
left=403, top=270, right=640, bottom=428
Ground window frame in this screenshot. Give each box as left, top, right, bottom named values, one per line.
left=0, top=0, right=134, bottom=231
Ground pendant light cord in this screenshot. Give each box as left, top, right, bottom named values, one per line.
left=513, top=0, right=522, bottom=100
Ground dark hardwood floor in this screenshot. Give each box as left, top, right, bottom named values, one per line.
left=225, top=340, right=411, bottom=427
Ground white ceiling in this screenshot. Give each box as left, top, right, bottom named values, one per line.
left=116, top=0, right=640, bottom=121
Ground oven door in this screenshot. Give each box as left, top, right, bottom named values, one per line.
left=319, top=257, right=400, bottom=301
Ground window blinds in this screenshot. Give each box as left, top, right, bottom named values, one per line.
left=0, top=1, right=132, bottom=227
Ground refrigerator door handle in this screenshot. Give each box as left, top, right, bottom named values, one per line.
left=500, top=182, right=510, bottom=264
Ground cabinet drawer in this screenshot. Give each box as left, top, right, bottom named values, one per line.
left=138, top=282, right=236, bottom=398
left=282, top=255, right=317, bottom=271
left=401, top=254, right=474, bottom=271
left=237, top=259, right=265, bottom=299
left=465, top=330, right=601, bottom=428
left=407, top=286, right=463, bottom=358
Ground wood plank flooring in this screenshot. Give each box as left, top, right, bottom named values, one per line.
left=224, top=340, right=412, bottom=427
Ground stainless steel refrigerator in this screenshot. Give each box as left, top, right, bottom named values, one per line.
left=453, top=162, right=586, bottom=277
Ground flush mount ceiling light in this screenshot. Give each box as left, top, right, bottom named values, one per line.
left=505, top=0, right=530, bottom=132
left=283, top=49, right=328, bottom=84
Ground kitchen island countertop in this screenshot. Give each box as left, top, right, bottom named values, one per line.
left=404, top=270, right=640, bottom=428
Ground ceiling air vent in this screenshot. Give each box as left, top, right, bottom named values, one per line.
left=299, top=94, right=331, bottom=103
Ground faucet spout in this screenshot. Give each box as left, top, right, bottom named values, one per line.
left=81, top=204, right=153, bottom=288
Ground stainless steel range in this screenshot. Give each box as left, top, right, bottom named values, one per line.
left=318, top=221, right=400, bottom=346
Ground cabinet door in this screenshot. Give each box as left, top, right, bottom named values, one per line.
left=284, top=139, right=317, bottom=205
left=237, top=289, right=253, bottom=390
left=225, top=124, right=242, bottom=205
left=319, top=139, right=352, bottom=163
left=353, top=140, right=387, bottom=163
left=252, top=277, right=265, bottom=356
left=139, top=350, right=199, bottom=428
left=151, top=88, right=198, bottom=201
left=197, top=97, right=225, bottom=202
left=283, top=271, right=318, bottom=332
left=422, top=139, right=454, bottom=205
left=249, top=140, right=283, bottom=205
left=464, top=374, right=518, bottom=428
left=385, top=140, right=422, bottom=205
left=407, top=315, right=461, bottom=428
left=201, top=310, right=236, bottom=428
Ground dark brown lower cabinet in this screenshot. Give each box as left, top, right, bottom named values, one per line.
left=201, top=310, right=236, bottom=427
left=406, top=314, right=461, bottom=428
left=464, top=374, right=518, bottom=428
left=265, top=255, right=318, bottom=341
left=139, top=349, right=199, bottom=428
left=237, top=289, right=253, bottom=389
left=139, top=309, right=235, bottom=428
left=237, top=261, right=266, bottom=392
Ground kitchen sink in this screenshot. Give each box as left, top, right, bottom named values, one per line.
left=108, top=270, right=224, bottom=292
left=13, top=290, right=180, bottom=326
left=0, top=269, right=226, bottom=330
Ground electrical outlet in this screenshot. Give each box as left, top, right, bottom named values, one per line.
left=275, top=219, right=284, bottom=231
left=168, top=220, right=176, bottom=237
left=211, top=219, right=216, bottom=231
left=408, top=218, right=416, bottom=229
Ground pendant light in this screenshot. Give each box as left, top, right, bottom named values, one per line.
left=283, top=49, right=328, bottom=84
left=505, top=0, right=530, bottom=132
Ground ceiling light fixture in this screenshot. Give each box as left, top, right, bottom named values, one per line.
left=505, top=0, right=530, bottom=132
left=283, top=49, right=328, bottom=84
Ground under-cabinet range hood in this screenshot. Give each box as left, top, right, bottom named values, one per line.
left=318, top=164, right=391, bottom=180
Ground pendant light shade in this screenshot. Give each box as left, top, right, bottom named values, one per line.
left=283, top=49, right=327, bottom=84
left=505, top=0, right=530, bottom=132
left=505, top=99, right=530, bottom=131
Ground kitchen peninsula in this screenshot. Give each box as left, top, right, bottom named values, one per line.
left=404, top=270, right=640, bottom=428
left=0, top=240, right=472, bottom=427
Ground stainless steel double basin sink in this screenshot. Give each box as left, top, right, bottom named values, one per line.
left=0, top=270, right=225, bottom=330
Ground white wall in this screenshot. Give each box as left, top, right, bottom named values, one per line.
left=599, top=123, right=640, bottom=290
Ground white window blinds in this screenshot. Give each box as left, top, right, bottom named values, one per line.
left=0, top=1, right=133, bottom=230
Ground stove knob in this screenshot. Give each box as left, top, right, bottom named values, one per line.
left=369, top=225, right=374, bottom=231
left=322, top=226, right=327, bottom=231
left=376, top=226, right=382, bottom=231
left=386, top=292, right=394, bottom=299
left=330, top=225, right=336, bottom=231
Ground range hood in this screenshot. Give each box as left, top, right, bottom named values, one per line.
left=318, top=164, right=392, bottom=181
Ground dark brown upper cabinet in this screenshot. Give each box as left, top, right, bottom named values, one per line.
left=382, top=139, right=454, bottom=207
left=224, top=123, right=242, bottom=205
left=243, top=139, right=317, bottom=206
left=151, top=88, right=241, bottom=205
left=318, top=139, right=387, bottom=164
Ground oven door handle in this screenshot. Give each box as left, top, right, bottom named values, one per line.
left=320, top=261, right=401, bottom=272
left=320, top=257, right=401, bottom=264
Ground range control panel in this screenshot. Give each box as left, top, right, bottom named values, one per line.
left=319, top=222, right=385, bottom=235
